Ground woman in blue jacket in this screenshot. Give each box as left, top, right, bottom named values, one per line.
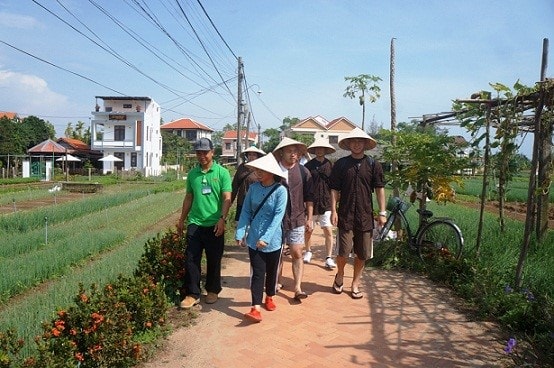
left=235, top=153, right=288, bottom=323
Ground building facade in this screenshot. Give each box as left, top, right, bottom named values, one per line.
left=220, top=130, right=258, bottom=164
left=91, top=96, right=162, bottom=176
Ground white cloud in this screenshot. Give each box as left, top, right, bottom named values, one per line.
left=0, top=12, right=39, bottom=29
left=0, top=69, right=68, bottom=113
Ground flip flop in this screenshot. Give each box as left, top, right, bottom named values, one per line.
left=294, top=291, right=308, bottom=300
left=351, top=290, right=364, bottom=299
left=332, top=274, right=343, bottom=294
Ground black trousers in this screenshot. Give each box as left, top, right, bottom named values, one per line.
left=184, top=224, right=225, bottom=298
left=248, top=246, right=282, bottom=306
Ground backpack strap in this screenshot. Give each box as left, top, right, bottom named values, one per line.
left=251, top=183, right=281, bottom=221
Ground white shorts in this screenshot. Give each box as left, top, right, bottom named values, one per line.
left=311, top=211, right=332, bottom=228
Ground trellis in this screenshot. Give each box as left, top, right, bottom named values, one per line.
left=411, top=39, right=552, bottom=287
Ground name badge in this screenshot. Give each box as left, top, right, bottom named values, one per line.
left=201, top=177, right=212, bottom=195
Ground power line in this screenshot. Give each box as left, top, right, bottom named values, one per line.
left=124, top=0, right=229, bottom=93
left=173, top=0, right=235, bottom=99
left=0, top=39, right=125, bottom=95
left=196, top=0, right=238, bottom=60
left=34, top=0, right=187, bottom=98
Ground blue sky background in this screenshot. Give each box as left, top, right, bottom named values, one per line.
left=1, top=1, right=552, bottom=157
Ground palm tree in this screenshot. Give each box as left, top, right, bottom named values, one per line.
left=343, top=74, right=382, bottom=130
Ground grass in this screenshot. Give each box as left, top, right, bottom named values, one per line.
left=454, top=175, right=554, bottom=203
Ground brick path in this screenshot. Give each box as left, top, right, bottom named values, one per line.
left=140, top=227, right=508, bottom=368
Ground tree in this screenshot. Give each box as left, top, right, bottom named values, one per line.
left=280, top=116, right=299, bottom=132
left=381, top=125, right=468, bottom=214
left=0, top=117, right=25, bottom=166
left=20, top=116, right=55, bottom=148
left=343, top=74, right=382, bottom=130
left=262, top=128, right=281, bottom=153
left=161, top=131, right=191, bottom=167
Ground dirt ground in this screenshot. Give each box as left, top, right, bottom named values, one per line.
left=457, top=199, right=554, bottom=228
left=0, top=191, right=97, bottom=215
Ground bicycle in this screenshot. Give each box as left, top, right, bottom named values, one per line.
left=377, top=196, right=464, bottom=263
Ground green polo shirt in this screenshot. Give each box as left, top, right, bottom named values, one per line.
left=186, top=162, right=232, bottom=227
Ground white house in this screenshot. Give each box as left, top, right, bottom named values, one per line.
left=91, top=96, right=162, bottom=177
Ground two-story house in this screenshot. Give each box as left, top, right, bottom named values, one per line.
left=286, top=115, right=365, bottom=161
left=287, top=115, right=358, bottom=144
left=91, top=96, right=162, bottom=177
left=160, top=118, right=213, bottom=142
left=220, top=130, right=258, bottom=164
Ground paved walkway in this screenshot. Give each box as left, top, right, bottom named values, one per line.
left=140, top=227, right=508, bottom=368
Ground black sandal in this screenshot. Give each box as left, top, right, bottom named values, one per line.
left=332, top=274, right=343, bottom=294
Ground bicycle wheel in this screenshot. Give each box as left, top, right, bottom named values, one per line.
left=416, top=220, right=463, bottom=263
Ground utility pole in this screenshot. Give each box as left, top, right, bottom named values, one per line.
left=236, top=57, right=244, bottom=164
left=245, top=110, right=252, bottom=150
left=390, top=37, right=399, bottom=198
left=257, top=124, right=261, bottom=148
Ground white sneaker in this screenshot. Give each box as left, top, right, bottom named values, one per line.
left=303, top=251, right=312, bottom=263
left=325, top=257, right=337, bottom=269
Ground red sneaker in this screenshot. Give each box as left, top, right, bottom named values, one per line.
left=244, top=308, right=262, bottom=322
left=265, top=296, right=277, bottom=311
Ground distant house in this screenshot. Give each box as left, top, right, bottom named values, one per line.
left=160, top=118, right=214, bottom=142
left=57, top=137, right=102, bottom=163
left=287, top=115, right=358, bottom=143
left=90, top=96, right=162, bottom=176
left=220, top=130, right=258, bottom=163
left=285, top=115, right=370, bottom=161
left=0, top=111, right=19, bottom=121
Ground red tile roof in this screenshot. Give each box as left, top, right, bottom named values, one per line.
left=0, top=111, right=18, bottom=120
left=57, top=137, right=90, bottom=150
left=27, top=139, right=68, bottom=154
left=222, top=130, right=257, bottom=140
left=161, top=118, right=213, bottom=132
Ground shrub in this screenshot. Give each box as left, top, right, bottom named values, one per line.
left=27, top=275, right=169, bottom=368
left=135, top=230, right=187, bottom=305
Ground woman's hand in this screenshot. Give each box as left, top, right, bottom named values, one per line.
left=256, top=240, right=267, bottom=249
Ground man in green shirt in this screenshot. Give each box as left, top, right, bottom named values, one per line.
left=177, top=138, right=232, bottom=309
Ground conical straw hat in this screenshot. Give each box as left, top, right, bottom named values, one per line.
left=246, top=152, right=287, bottom=179
left=242, top=146, right=266, bottom=158
left=338, top=127, right=377, bottom=150
left=272, top=137, right=307, bottom=156
left=307, top=138, right=336, bottom=154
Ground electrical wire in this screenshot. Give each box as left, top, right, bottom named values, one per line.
left=0, top=39, right=125, bottom=95
left=196, top=0, right=238, bottom=60
left=173, top=0, right=235, bottom=98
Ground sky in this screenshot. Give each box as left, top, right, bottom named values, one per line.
left=0, top=0, right=552, bottom=158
